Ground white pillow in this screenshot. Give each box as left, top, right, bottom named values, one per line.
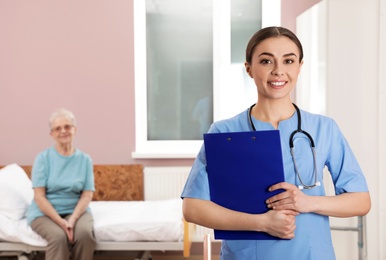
left=0, top=164, right=33, bottom=220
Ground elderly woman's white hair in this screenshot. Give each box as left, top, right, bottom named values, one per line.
left=49, top=108, right=76, bottom=128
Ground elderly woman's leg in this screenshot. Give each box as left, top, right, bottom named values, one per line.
left=31, top=216, right=70, bottom=260
left=71, top=212, right=96, bottom=260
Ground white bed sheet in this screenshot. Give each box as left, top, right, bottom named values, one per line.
left=90, top=199, right=183, bottom=242
left=0, top=213, right=47, bottom=246
left=0, top=199, right=183, bottom=246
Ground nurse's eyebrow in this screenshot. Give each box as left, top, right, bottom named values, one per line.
left=258, top=52, right=298, bottom=58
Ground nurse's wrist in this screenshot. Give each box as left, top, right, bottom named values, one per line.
left=305, top=195, right=320, bottom=214
left=253, top=213, right=268, bottom=232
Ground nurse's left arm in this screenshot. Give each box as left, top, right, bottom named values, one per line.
left=266, top=182, right=371, bottom=217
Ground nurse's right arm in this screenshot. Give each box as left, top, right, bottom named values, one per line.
left=183, top=197, right=298, bottom=239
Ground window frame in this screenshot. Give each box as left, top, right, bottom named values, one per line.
left=132, top=0, right=280, bottom=159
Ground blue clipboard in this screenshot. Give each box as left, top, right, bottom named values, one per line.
left=204, top=130, right=285, bottom=240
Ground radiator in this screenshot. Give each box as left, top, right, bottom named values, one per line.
left=144, top=166, right=191, bottom=201
left=143, top=166, right=215, bottom=242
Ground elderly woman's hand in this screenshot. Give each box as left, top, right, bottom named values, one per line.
left=58, top=218, right=74, bottom=243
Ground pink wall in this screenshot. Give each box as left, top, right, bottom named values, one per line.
left=0, top=0, right=319, bottom=167
left=0, top=0, right=192, bottom=167
left=281, top=0, right=321, bottom=32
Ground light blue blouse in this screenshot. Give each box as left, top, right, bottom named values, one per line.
left=27, top=147, right=95, bottom=224
left=181, top=108, right=368, bottom=260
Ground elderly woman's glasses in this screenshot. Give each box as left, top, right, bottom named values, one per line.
left=51, top=124, right=73, bottom=133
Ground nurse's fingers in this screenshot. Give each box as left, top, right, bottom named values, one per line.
left=269, top=182, right=297, bottom=192
left=264, top=210, right=297, bottom=239
left=279, top=209, right=300, bottom=216
left=268, top=190, right=312, bottom=213
left=266, top=187, right=298, bottom=205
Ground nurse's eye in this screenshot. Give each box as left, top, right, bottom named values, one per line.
left=284, top=59, right=295, bottom=64
left=260, top=59, right=272, bottom=64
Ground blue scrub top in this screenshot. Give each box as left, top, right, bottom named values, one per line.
left=181, top=108, right=368, bottom=260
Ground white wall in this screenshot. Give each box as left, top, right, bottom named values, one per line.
left=296, top=2, right=360, bottom=259
left=296, top=0, right=385, bottom=258
left=325, top=0, right=385, bottom=259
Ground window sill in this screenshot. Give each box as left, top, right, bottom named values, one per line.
left=131, top=151, right=198, bottom=159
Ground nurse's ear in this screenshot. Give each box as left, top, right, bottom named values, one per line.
left=298, top=59, right=304, bottom=74
left=244, top=62, right=253, bottom=78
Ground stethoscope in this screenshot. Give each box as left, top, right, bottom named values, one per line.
left=248, top=103, right=321, bottom=190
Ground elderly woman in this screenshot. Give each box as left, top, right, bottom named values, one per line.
left=27, top=108, right=95, bottom=260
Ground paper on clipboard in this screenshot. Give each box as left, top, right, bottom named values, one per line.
left=204, top=130, right=285, bottom=240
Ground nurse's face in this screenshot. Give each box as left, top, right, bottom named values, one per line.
left=245, top=36, right=303, bottom=101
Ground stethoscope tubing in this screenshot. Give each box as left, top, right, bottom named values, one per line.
left=248, top=103, right=320, bottom=189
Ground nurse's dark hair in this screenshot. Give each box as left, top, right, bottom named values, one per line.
left=245, top=26, right=304, bottom=64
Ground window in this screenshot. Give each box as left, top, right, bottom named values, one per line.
left=132, top=0, right=280, bottom=158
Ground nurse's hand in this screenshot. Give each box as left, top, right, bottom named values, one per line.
left=266, top=182, right=313, bottom=213
left=263, top=209, right=298, bottom=239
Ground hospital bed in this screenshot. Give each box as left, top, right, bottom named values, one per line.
left=0, top=164, right=194, bottom=260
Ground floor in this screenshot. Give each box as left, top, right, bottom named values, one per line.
left=0, top=252, right=219, bottom=260
left=0, top=242, right=221, bottom=260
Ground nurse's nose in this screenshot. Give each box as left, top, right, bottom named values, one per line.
left=271, top=64, right=284, bottom=76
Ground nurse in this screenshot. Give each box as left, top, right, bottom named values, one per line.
left=181, top=26, right=371, bottom=260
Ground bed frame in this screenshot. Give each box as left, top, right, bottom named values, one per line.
left=0, top=164, right=193, bottom=260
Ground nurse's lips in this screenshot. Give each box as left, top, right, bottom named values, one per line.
left=269, top=81, right=287, bottom=88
